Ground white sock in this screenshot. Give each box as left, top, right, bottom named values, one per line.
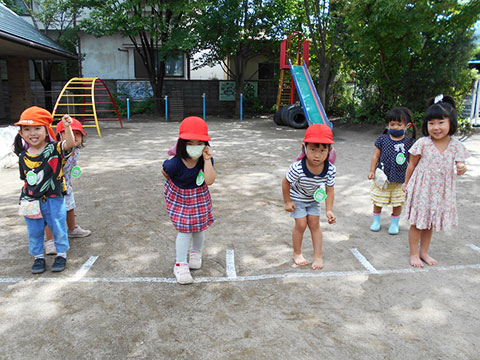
left=176, top=232, right=191, bottom=264
left=34, top=254, right=45, bottom=260
left=57, top=252, right=67, bottom=259
left=191, top=231, right=205, bottom=253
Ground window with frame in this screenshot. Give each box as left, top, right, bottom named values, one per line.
left=258, top=62, right=279, bottom=80
left=134, top=50, right=184, bottom=79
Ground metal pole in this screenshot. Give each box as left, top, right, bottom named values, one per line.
left=202, top=93, right=206, bottom=120
left=126, top=98, right=130, bottom=121
left=240, top=93, right=243, bottom=121
left=165, top=95, right=168, bottom=122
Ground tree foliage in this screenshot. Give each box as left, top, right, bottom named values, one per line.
left=195, top=0, right=295, bottom=114
left=344, top=0, right=480, bottom=122
left=76, top=0, right=203, bottom=114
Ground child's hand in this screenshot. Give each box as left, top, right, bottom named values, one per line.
left=62, top=114, right=73, bottom=128
left=456, top=162, right=467, bottom=176
left=203, top=145, right=213, bottom=161
left=402, top=183, right=407, bottom=193
left=368, top=171, right=375, bottom=180
left=326, top=210, right=336, bottom=224
left=284, top=201, right=296, bottom=212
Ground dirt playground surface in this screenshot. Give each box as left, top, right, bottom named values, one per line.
left=1, top=116, right=479, bottom=359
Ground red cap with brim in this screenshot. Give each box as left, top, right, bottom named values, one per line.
left=56, top=118, right=87, bottom=136
left=178, top=116, right=211, bottom=141
left=303, top=124, right=334, bottom=144
left=14, top=106, right=56, bottom=141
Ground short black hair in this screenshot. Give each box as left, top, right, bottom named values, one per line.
left=386, top=107, right=410, bottom=125
left=422, top=95, right=457, bottom=136
left=304, top=142, right=331, bottom=149
left=176, top=138, right=209, bottom=160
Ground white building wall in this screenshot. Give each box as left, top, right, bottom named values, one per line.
left=80, top=33, right=132, bottom=79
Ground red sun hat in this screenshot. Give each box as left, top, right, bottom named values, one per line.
left=56, top=118, right=87, bottom=136
left=178, top=116, right=210, bottom=141
left=14, top=106, right=56, bottom=140
left=303, top=124, right=334, bottom=144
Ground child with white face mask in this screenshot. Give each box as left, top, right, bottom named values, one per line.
left=162, top=116, right=215, bottom=284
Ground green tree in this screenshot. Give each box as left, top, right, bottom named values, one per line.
left=77, top=0, right=202, bottom=115
left=345, top=0, right=480, bottom=122
left=195, top=0, right=294, bottom=115
left=303, top=0, right=349, bottom=109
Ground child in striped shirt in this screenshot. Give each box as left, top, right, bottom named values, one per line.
left=282, top=124, right=336, bottom=270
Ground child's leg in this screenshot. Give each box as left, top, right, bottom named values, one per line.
left=42, top=197, right=69, bottom=256
left=175, top=232, right=191, bottom=264
left=419, top=229, right=437, bottom=265
left=388, top=206, right=402, bottom=235
left=408, top=225, right=424, bottom=267
left=25, top=217, right=46, bottom=257
left=307, top=215, right=323, bottom=270
left=292, top=217, right=308, bottom=265
left=370, top=205, right=382, bottom=232
left=43, top=225, right=57, bottom=255
left=67, top=209, right=76, bottom=232
left=189, top=231, right=205, bottom=270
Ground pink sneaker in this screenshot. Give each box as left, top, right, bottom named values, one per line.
left=173, top=263, right=193, bottom=284
left=189, top=251, right=202, bottom=270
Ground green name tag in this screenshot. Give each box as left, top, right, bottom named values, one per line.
left=71, top=166, right=82, bottom=178
left=26, top=171, right=37, bottom=186
left=396, top=153, right=406, bottom=165
left=196, top=171, right=205, bottom=186
left=314, top=188, right=327, bottom=202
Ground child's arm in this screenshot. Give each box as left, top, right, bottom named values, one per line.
left=402, top=154, right=420, bottom=192
left=61, top=115, right=76, bottom=151
left=202, top=145, right=216, bottom=185
left=161, top=168, right=170, bottom=179
left=282, top=177, right=295, bottom=212
left=456, top=161, right=467, bottom=175
left=368, top=147, right=381, bottom=179
left=325, top=185, right=336, bottom=224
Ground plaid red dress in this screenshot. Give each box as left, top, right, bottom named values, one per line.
left=164, top=179, right=214, bottom=233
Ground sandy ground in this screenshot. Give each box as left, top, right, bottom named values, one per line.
left=0, top=116, right=479, bottom=359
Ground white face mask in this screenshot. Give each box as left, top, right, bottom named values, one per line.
left=186, top=145, right=205, bottom=159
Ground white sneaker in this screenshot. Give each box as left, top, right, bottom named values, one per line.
left=44, top=240, right=57, bottom=256
left=173, top=263, right=193, bottom=284
left=189, top=251, right=202, bottom=270
left=68, top=225, right=91, bottom=238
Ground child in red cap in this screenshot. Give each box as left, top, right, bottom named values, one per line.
left=282, top=124, right=336, bottom=270
left=44, top=118, right=91, bottom=255
left=162, top=116, right=215, bottom=284
left=13, top=107, right=76, bottom=273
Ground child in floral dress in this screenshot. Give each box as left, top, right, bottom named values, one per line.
left=403, top=95, right=470, bottom=267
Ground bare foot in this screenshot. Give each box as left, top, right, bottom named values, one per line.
left=410, top=255, right=424, bottom=268
left=293, top=253, right=309, bottom=266
left=420, top=254, right=438, bottom=266
left=312, top=257, right=324, bottom=270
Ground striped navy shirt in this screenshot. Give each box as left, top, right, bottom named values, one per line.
left=286, top=157, right=336, bottom=203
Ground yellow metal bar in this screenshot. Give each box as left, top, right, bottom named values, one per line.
left=91, top=78, right=101, bottom=137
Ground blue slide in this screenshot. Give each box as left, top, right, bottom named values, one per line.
left=289, top=60, right=331, bottom=127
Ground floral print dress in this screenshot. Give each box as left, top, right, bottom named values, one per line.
left=404, top=136, right=470, bottom=231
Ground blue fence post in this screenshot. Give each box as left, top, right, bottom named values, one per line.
left=165, top=95, right=168, bottom=122
left=240, top=93, right=243, bottom=121
left=202, top=93, right=206, bottom=121
left=126, top=98, right=130, bottom=121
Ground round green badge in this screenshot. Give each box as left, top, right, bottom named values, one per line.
left=314, top=188, right=327, bottom=202
left=396, top=153, right=406, bottom=165
left=71, top=166, right=82, bottom=178
left=196, top=171, right=205, bottom=186
left=26, top=171, right=37, bottom=186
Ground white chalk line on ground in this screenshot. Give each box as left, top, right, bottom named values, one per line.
left=350, top=248, right=379, bottom=274
left=71, top=256, right=98, bottom=282
left=1, top=263, right=480, bottom=285
left=226, top=249, right=237, bottom=278
left=467, top=244, right=480, bottom=254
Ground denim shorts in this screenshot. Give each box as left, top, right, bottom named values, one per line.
left=290, top=200, right=321, bottom=218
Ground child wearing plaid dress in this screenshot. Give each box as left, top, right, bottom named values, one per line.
left=162, top=117, right=215, bottom=284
